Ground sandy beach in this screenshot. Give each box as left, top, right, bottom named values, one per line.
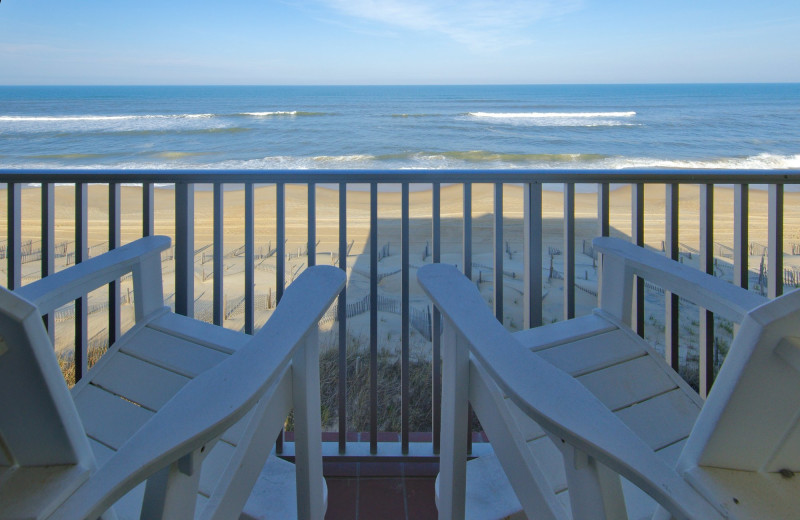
left=3, top=183, right=800, bottom=362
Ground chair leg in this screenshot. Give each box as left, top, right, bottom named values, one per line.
left=140, top=448, right=208, bottom=520
left=438, top=322, right=470, bottom=520
left=292, top=328, right=326, bottom=520
left=552, top=440, right=627, bottom=520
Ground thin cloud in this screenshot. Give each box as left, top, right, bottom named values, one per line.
left=317, top=0, right=583, bottom=50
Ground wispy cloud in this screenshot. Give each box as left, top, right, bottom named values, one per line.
left=316, top=0, right=582, bottom=50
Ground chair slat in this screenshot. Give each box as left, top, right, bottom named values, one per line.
left=121, top=327, right=228, bottom=378
left=90, top=352, right=189, bottom=411
left=75, top=385, right=153, bottom=450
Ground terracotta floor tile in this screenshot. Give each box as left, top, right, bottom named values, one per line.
left=404, top=478, right=438, bottom=520
left=358, top=478, right=406, bottom=520
left=325, top=478, right=358, bottom=520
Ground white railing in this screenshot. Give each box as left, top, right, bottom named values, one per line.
left=3, top=168, right=800, bottom=460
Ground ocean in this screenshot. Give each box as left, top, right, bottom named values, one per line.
left=1, top=84, right=799, bottom=171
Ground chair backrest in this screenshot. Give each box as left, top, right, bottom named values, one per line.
left=0, top=286, right=94, bottom=470
left=680, top=288, right=800, bottom=473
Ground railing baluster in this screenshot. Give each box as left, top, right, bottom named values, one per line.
left=665, top=183, right=680, bottom=371
left=338, top=183, right=347, bottom=453
left=462, top=182, right=473, bottom=454
left=369, top=182, right=378, bottom=454
left=276, top=183, right=285, bottom=303
left=308, top=183, right=316, bottom=267
left=734, top=184, right=749, bottom=289
left=432, top=182, right=442, bottom=454
left=7, top=183, right=21, bottom=290
left=598, top=182, right=610, bottom=237
left=42, top=182, right=55, bottom=344
left=109, top=183, right=121, bottom=345
left=143, top=182, right=154, bottom=237
left=213, top=183, right=223, bottom=326
left=462, top=183, right=472, bottom=281
left=768, top=184, right=784, bottom=298
left=276, top=182, right=286, bottom=454
left=632, top=183, right=645, bottom=337
left=494, top=183, right=503, bottom=324
left=401, top=183, right=410, bottom=453
left=244, top=184, right=254, bottom=334
left=75, top=183, right=88, bottom=381
left=523, top=182, right=543, bottom=329
left=564, top=183, right=575, bottom=320
left=699, top=184, right=714, bottom=398
left=174, top=183, right=194, bottom=318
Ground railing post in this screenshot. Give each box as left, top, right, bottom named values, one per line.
left=41, top=182, right=55, bottom=344
left=401, top=183, right=410, bottom=453
left=564, top=183, right=575, bottom=320
left=143, top=182, right=154, bottom=237
left=7, top=183, right=21, bottom=290
left=665, top=183, right=680, bottom=371
left=598, top=183, right=610, bottom=238
left=494, top=183, right=504, bottom=324
left=432, top=182, right=442, bottom=454
left=523, top=182, right=543, bottom=329
left=244, top=184, right=254, bottom=334
left=338, top=183, right=348, bottom=453
left=768, top=184, right=784, bottom=298
left=734, top=184, right=749, bottom=290
left=276, top=183, right=285, bottom=304
left=213, top=183, right=224, bottom=326
left=632, top=183, right=645, bottom=337
left=308, top=183, right=316, bottom=267
left=175, top=183, right=194, bottom=318
left=109, top=182, right=121, bottom=344
left=462, top=183, right=472, bottom=281
left=699, top=184, right=714, bottom=398
left=75, top=183, right=88, bottom=381
left=369, top=182, right=378, bottom=454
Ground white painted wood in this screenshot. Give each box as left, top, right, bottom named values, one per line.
left=15, top=236, right=169, bottom=316
left=438, top=320, right=471, bottom=520
left=0, top=237, right=345, bottom=520
left=594, top=237, right=767, bottom=323
left=418, top=260, right=726, bottom=520
left=420, top=236, right=800, bottom=520
left=120, top=327, right=229, bottom=378
left=536, top=329, right=644, bottom=377
left=469, top=360, right=568, bottom=520
left=90, top=352, right=190, bottom=411
left=291, top=327, right=326, bottom=520
left=148, top=312, right=250, bottom=354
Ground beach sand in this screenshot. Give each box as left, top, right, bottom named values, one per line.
left=3, top=182, right=800, bottom=361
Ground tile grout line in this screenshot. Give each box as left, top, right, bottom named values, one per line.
left=355, top=462, right=360, bottom=520
left=401, top=463, right=409, bottom=520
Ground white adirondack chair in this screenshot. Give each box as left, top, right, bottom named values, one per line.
left=0, top=235, right=345, bottom=520
left=419, top=236, right=800, bottom=520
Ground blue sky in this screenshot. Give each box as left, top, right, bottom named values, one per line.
left=1, top=0, right=799, bottom=85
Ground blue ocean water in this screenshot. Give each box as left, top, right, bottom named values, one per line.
left=1, top=84, right=799, bottom=170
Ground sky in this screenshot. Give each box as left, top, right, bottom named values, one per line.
left=1, top=0, right=799, bottom=85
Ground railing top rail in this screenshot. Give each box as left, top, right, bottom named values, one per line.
left=3, top=169, right=800, bottom=184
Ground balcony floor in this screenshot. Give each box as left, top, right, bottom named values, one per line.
left=324, top=462, right=438, bottom=520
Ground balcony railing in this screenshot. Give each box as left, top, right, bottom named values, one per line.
left=3, top=168, right=800, bottom=461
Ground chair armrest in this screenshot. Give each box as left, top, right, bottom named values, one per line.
left=51, top=265, right=346, bottom=520
left=594, top=237, right=767, bottom=324
left=418, top=263, right=726, bottom=520
left=15, top=236, right=170, bottom=315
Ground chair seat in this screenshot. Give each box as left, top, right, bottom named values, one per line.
left=72, top=311, right=306, bottom=519
left=459, top=313, right=703, bottom=520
